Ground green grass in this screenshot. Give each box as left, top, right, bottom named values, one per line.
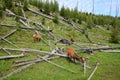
left=0, top=6, right=120, bottom=80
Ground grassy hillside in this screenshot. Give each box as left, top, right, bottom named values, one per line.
left=0, top=3, right=120, bottom=80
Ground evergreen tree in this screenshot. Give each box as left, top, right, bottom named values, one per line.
left=53, top=14, right=59, bottom=24
left=23, top=0, right=28, bottom=11
left=53, top=0, right=59, bottom=12
left=109, top=18, right=120, bottom=43
left=60, top=6, right=65, bottom=17
left=44, top=0, right=50, bottom=15
left=86, top=15, right=94, bottom=29
left=0, top=1, right=5, bottom=19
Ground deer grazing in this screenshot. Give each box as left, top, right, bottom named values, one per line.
left=66, top=47, right=84, bottom=63
left=33, top=33, right=41, bottom=42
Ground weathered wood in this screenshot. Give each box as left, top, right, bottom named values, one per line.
left=39, top=56, right=77, bottom=74
left=28, top=8, right=53, bottom=20
left=78, top=46, right=120, bottom=51
left=0, top=36, right=18, bottom=48
left=6, top=9, right=55, bottom=39
left=0, top=53, right=27, bottom=60
left=2, top=29, right=17, bottom=39
left=101, top=50, right=120, bottom=53
left=0, top=24, right=42, bottom=31
left=12, top=54, right=55, bottom=67
left=93, top=46, right=120, bottom=51
left=21, top=8, right=26, bottom=19
left=0, top=63, right=33, bottom=80
left=0, top=47, right=11, bottom=55
left=84, top=61, right=86, bottom=76
left=0, top=47, right=67, bottom=57
left=88, top=62, right=99, bottom=80
left=77, top=61, right=91, bottom=69
left=0, top=56, right=58, bottom=80
left=19, top=19, right=30, bottom=28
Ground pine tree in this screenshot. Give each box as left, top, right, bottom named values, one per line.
left=86, top=15, right=94, bottom=29
left=44, top=0, right=50, bottom=15
left=109, top=19, right=120, bottom=43
left=60, top=6, right=65, bottom=17
left=23, top=0, right=28, bottom=11
left=53, top=14, right=59, bottom=24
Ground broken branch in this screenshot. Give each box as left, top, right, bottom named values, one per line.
left=39, top=56, right=77, bottom=74
left=88, top=62, right=99, bottom=80
left=0, top=53, right=27, bottom=60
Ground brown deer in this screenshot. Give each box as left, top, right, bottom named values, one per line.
left=66, top=47, right=84, bottom=63
left=33, top=33, right=41, bottom=42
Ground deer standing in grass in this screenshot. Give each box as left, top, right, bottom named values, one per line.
left=33, top=33, right=41, bottom=42
left=67, top=47, right=84, bottom=63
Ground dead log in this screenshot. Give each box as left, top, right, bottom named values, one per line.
left=0, top=53, right=27, bottom=60
left=19, top=19, right=30, bottom=28
left=28, top=8, right=53, bottom=20
left=39, top=56, right=77, bottom=74
left=0, top=36, right=18, bottom=48
left=0, top=56, right=58, bottom=80
left=21, top=8, right=26, bottom=19
left=6, top=9, right=55, bottom=39
left=101, top=50, right=120, bottom=53
left=0, top=24, right=42, bottom=31
left=92, top=46, right=120, bottom=51
left=55, top=38, right=73, bottom=45
left=1, top=29, right=17, bottom=40
left=0, top=47, right=49, bottom=53
left=0, top=47, right=68, bottom=57
left=78, top=46, right=120, bottom=51
left=13, top=54, right=52, bottom=67
left=84, top=60, right=86, bottom=76
left=0, top=63, right=33, bottom=80
left=0, top=46, right=11, bottom=55
left=88, top=62, right=99, bottom=80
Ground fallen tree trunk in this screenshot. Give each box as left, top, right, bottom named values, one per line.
left=0, top=56, right=58, bottom=80
left=84, top=61, right=86, bottom=76
left=0, top=47, right=11, bottom=55
left=28, top=8, right=53, bottom=20
left=92, top=46, right=120, bottom=51
left=12, top=54, right=56, bottom=67
left=0, top=36, right=18, bottom=48
left=39, top=56, right=77, bottom=74
left=101, top=50, right=120, bottom=53
left=0, top=47, right=67, bottom=57
left=88, top=62, right=99, bottom=80
left=6, top=9, right=55, bottom=39
left=19, top=19, right=30, bottom=28
left=0, top=53, right=27, bottom=60
left=0, top=24, right=42, bottom=31
left=1, top=29, right=17, bottom=40
left=13, top=54, right=52, bottom=66
left=78, top=46, right=120, bottom=51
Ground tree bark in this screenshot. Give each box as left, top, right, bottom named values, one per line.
left=0, top=53, right=26, bottom=60
left=0, top=46, right=11, bottom=55
left=0, top=56, right=58, bottom=80
left=0, top=24, right=42, bottom=31
left=88, top=62, right=99, bottom=80
left=1, top=29, right=17, bottom=39
left=39, top=56, right=77, bottom=74
left=0, top=36, right=18, bottom=48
